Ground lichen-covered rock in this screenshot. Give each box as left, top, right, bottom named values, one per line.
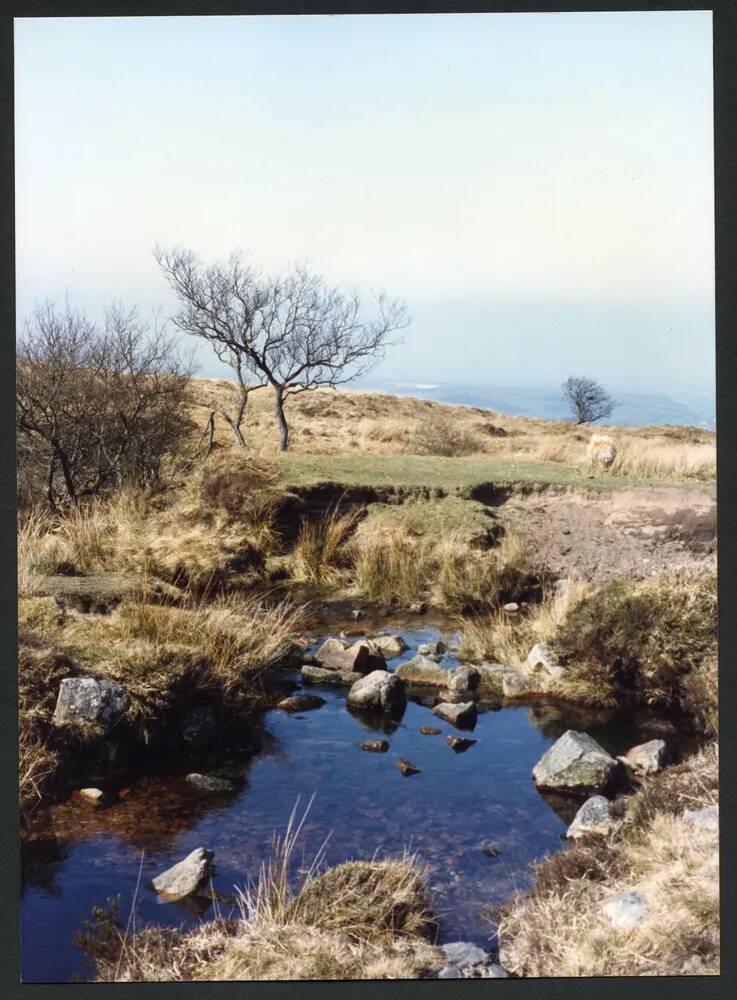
left=314, top=637, right=386, bottom=674
left=502, top=671, right=557, bottom=700
left=186, top=773, right=235, bottom=793
left=474, top=664, right=507, bottom=699
left=566, top=795, right=615, bottom=839
left=617, top=739, right=669, bottom=776
left=447, top=665, right=480, bottom=692
left=346, top=670, right=406, bottom=714
left=532, top=730, right=621, bottom=793
left=371, top=634, right=408, bottom=658
left=395, top=655, right=447, bottom=687
left=525, top=642, right=565, bottom=679
left=300, top=664, right=363, bottom=686
left=432, top=701, right=477, bottom=729
left=53, top=677, right=127, bottom=730
left=438, top=942, right=509, bottom=979
left=601, top=890, right=649, bottom=929
left=151, top=847, right=214, bottom=900
left=277, top=694, right=326, bottom=713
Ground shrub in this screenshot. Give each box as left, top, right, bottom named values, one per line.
left=411, top=413, right=478, bottom=457
left=553, top=570, right=717, bottom=711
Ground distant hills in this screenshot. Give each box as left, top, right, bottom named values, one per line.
left=356, top=379, right=716, bottom=431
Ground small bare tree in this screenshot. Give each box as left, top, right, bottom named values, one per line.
left=17, top=302, right=193, bottom=509
left=562, top=376, right=617, bottom=425
left=156, top=248, right=409, bottom=451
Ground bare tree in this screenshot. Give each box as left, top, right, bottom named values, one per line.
left=17, top=302, right=193, bottom=509
left=562, top=376, right=617, bottom=425
left=156, top=248, right=409, bottom=451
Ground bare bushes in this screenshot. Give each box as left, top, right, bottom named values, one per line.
left=411, top=413, right=479, bottom=457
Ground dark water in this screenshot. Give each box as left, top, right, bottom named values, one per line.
left=21, top=620, right=694, bottom=983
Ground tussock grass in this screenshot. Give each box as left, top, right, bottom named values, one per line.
left=435, top=532, right=540, bottom=614
left=497, top=745, right=719, bottom=977
left=351, top=522, right=437, bottom=606
left=290, top=508, right=360, bottom=584
left=459, top=578, right=593, bottom=665
left=85, top=802, right=441, bottom=982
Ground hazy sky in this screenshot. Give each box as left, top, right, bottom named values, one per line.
left=15, top=11, right=715, bottom=389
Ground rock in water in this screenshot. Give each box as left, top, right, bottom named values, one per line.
left=300, top=664, right=363, bottom=686
left=371, top=634, right=408, bottom=658
left=432, top=701, right=477, bottom=730
left=360, top=739, right=389, bottom=753
left=314, top=637, right=386, bottom=674
left=397, top=758, right=421, bottom=776
left=438, top=942, right=509, bottom=979
left=420, top=726, right=442, bottom=735
left=277, top=694, right=326, bottom=712
left=601, top=890, right=649, bottom=929
left=395, top=655, right=447, bottom=687
left=186, top=773, right=235, bottom=793
left=346, top=670, right=406, bottom=713
left=532, top=730, right=621, bottom=793
left=151, top=848, right=214, bottom=900
left=447, top=665, right=480, bottom=692
left=418, top=640, right=447, bottom=659
left=446, top=736, right=477, bottom=752
left=617, top=739, right=669, bottom=776
left=53, top=677, right=128, bottom=730
left=566, top=795, right=615, bottom=839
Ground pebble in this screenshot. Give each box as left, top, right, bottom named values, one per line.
left=397, top=758, right=421, bottom=776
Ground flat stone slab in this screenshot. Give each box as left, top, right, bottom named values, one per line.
left=601, top=890, right=649, bottom=929
left=32, top=573, right=138, bottom=612
left=395, top=655, right=447, bottom=687
left=433, top=701, right=477, bottom=729
left=277, top=694, right=326, bottom=712
left=151, top=847, right=214, bottom=900
left=566, top=795, right=615, bottom=839
left=533, top=730, right=621, bottom=794
left=301, top=664, right=363, bottom=686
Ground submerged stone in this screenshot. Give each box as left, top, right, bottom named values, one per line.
left=359, top=739, right=390, bottom=753
left=300, top=664, right=363, bottom=686
left=420, top=726, right=442, bottom=735
left=186, top=773, right=235, bottom=794
left=397, top=758, right=421, bottom=776
left=277, top=694, right=326, bottom=712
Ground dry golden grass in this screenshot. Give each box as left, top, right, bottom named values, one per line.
left=351, top=521, right=437, bottom=606
left=289, top=508, right=360, bottom=584
left=434, top=532, right=539, bottom=613
left=19, top=727, right=59, bottom=815
left=497, top=745, right=719, bottom=978
left=87, top=801, right=441, bottom=982
left=459, top=578, right=593, bottom=665
left=187, top=379, right=715, bottom=482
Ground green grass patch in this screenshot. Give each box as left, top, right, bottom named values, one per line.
left=277, top=454, right=711, bottom=493
left=360, top=497, right=499, bottom=546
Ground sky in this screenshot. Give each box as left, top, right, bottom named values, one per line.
left=14, top=11, right=715, bottom=391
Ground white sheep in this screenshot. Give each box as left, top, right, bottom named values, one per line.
left=586, top=434, right=617, bottom=470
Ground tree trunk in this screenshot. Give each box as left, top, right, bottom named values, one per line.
left=274, top=387, right=289, bottom=452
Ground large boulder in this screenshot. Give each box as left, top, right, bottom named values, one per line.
left=432, top=701, right=477, bottom=729
left=395, top=655, right=447, bottom=687
left=617, top=739, right=669, bottom=777
left=371, top=634, right=408, bottom=659
left=346, top=670, right=406, bottom=714
left=53, top=676, right=128, bottom=730
left=447, top=665, right=480, bottom=692
left=151, top=847, right=214, bottom=900
left=566, top=795, right=616, bottom=839
left=532, top=730, right=621, bottom=794
left=314, top=637, right=386, bottom=675
left=301, top=664, right=363, bottom=686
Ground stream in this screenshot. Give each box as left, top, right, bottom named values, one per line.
left=20, top=617, right=697, bottom=983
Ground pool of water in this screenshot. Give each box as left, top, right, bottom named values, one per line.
left=21, top=618, right=695, bottom=982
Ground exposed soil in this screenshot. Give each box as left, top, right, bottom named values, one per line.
left=498, top=487, right=716, bottom=581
